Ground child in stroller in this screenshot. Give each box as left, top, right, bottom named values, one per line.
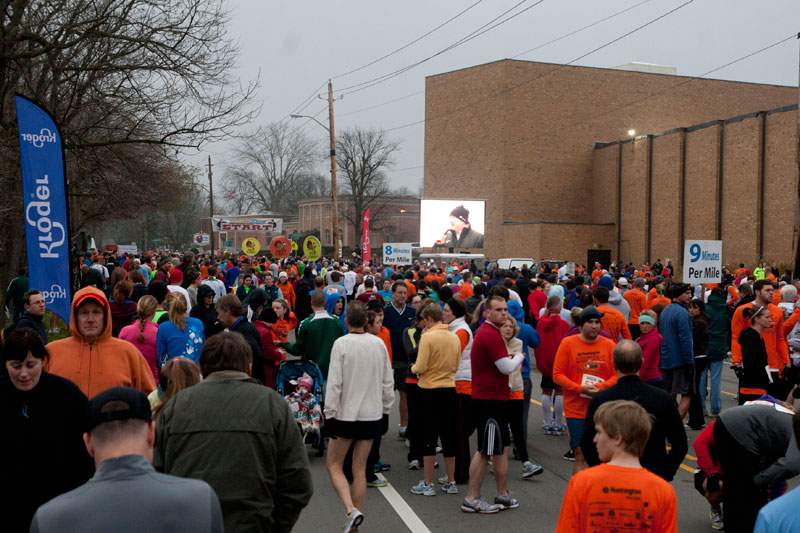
left=284, top=372, right=323, bottom=443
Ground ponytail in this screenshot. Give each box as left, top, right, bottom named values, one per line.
left=135, top=295, right=158, bottom=343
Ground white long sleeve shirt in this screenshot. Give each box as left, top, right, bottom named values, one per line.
left=324, top=332, right=395, bottom=422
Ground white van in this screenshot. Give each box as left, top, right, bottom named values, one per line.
left=495, top=258, right=535, bottom=271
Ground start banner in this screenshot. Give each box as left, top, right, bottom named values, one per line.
left=213, top=217, right=282, bottom=233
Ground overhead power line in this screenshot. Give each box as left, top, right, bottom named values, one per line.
left=337, top=1, right=651, bottom=123
left=383, top=0, right=695, bottom=132
left=511, top=0, right=651, bottom=59
left=331, top=0, right=484, bottom=81
left=337, top=0, right=546, bottom=96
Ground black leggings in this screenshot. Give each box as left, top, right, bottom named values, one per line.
left=418, top=387, right=458, bottom=457
left=406, top=382, right=424, bottom=463
left=509, top=399, right=529, bottom=463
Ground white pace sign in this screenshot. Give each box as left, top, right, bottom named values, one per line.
left=683, top=240, right=722, bottom=283
left=383, top=243, right=413, bottom=265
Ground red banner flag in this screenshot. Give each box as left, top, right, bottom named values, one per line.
left=362, top=208, right=371, bottom=263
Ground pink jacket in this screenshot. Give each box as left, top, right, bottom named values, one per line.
left=637, top=328, right=663, bottom=382
left=119, top=320, right=160, bottom=384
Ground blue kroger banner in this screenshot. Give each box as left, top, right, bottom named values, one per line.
left=15, top=95, right=72, bottom=326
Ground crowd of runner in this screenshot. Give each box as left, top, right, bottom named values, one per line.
left=3, top=250, right=800, bottom=532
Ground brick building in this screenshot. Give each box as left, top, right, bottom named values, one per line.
left=423, top=59, right=798, bottom=273
left=298, top=195, right=420, bottom=250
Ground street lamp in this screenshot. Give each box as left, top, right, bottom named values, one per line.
left=291, top=86, right=340, bottom=259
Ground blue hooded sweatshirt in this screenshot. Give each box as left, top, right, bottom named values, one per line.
left=324, top=293, right=347, bottom=334
left=508, top=300, right=540, bottom=380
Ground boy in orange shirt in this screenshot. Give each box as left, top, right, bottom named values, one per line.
left=594, top=287, right=632, bottom=341
left=556, top=400, right=677, bottom=533
left=553, top=307, right=617, bottom=474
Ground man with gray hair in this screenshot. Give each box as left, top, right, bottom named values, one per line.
left=155, top=332, right=313, bottom=531
left=31, top=387, right=223, bottom=532
left=580, top=339, right=687, bottom=481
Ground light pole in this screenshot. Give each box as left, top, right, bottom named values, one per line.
left=291, top=81, right=340, bottom=259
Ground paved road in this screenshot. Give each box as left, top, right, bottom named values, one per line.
left=293, top=364, right=794, bottom=532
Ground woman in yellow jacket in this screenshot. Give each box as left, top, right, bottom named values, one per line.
left=409, top=303, right=461, bottom=497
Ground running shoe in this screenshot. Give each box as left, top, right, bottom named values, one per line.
left=373, top=460, right=390, bottom=472
left=710, top=509, right=723, bottom=530
left=343, top=508, right=364, bottom=532
left=543, top=425, right=554, bottom=435
left=437, top=475, right=449, bottom=485
left=522, top=461, right=544, bottom=479
left=707, top=412, right=720, bottom=419
left=442, top=482, right=459, bottom=494
left=397, top=426, right=407, bottom=440
left=367, top=477, right=388, bottom=488
left=563, top=449, right=575, bottom=461
left=408, top=460, right=421, bottom=470
left=410, top=480, right=436, bottom=496
left=461, top=496, right=500, bottom=514
left=551, top=425, right=567, bottom=436
left=494, top=492, right=519, bottom=510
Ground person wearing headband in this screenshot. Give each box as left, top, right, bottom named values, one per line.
left=737, top=305, right=773, bottom=404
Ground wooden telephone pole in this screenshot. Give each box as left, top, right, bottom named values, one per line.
left=208, top=155, right=215, bottom=253
left=328, top=80, right=340, bottom=260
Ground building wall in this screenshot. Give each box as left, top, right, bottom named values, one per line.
left=297, top=195, right=420, bottom=249
left=424, top=59, right=796, bottom=262
left=593, top=106, right=798, bottom=275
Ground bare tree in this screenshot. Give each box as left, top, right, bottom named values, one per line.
left=0, top=0, right=258, bottom=290
left=222, top=123, right=322, bottom=213
left=336, top=127, right=400, bottom=245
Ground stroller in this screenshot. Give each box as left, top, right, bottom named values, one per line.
left=276, top=359, right=326, bottom=456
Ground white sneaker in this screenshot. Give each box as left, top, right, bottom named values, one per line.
left=344, top=508, right=364, bottom=532
left=710, top=508, right=723, bottom=530
left=408, top=460, right=421, bottom=470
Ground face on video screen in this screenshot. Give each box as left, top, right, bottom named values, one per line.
left=419, top=199, right=485, bottom=249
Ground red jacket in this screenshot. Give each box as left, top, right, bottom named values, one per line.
left=534, top=314, right=571, bottom=376
left=528, top=290, right=547, bottom=318
left=253, top=320, right=284, bottom=389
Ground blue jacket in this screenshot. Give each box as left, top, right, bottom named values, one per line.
left=156, top=318, right=206, bottom=366
left=16, top=311, right=48, bottom=345
left=508, top=300, right=540, bottom=379
left=659, top=303, right=694, bottom=369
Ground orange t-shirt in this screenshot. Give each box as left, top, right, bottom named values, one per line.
left=377, top=326, right=392, bottom=363
left=271, top=313, right=297, bottom=344
left=458, top=283, right=474, bottom=300
left=591, top=269, right=603, bottom=283
left=276, top=282, right=296, bottom=309
left=597, top=305, right=632, bottom=341
left=556, top=463, right=677, bottom=533
left=646, top=296, right=671, bottom=310
left=403, top=280, right=417, bottom=295
left=552, top=335, right=617, bottom=419
left=647, top=287, right=658, bottom=304
left=623, top=289, right=647, bottom=325
left=730, top=302, right=789, bottom=369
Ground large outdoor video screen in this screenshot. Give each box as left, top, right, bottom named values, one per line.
left=419, top=199, right=486, bottom=249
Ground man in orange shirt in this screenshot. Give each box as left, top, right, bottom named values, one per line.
left=458, top=271, right=474, bottom=301
left=623, top=278, right=648, bottom=339
left=556, top=400, right=677, bottom=533
left=553, top=307, right=617, bottom=474
left=591, top=263, right=603, bottom=284
left=731, top=279, right=790, bottom=398
left=594, top=287, right=631, bottom=342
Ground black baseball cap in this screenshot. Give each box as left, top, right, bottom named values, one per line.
left=87, top=387, right=152, bottom=432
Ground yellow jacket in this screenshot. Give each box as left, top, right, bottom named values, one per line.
left=411, top=324, right=460, bottom=389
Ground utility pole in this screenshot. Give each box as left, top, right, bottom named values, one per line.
left=328, top=80, right=340, bottom=260
left=208, top=155, right=215, bottom=254
left=794, top=33, right=800, bottom=277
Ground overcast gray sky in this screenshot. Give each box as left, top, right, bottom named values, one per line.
left=190, top=0, right=800, bottom=194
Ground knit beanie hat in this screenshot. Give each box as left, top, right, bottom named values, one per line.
left=597, top=275, right=615, bottom=291
left=449, top=205, right=470, bottom=223
left=297, top=372, right=314, bottom=391
left=169, top=269, right=183, bottom=285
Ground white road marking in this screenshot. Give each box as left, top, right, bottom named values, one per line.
left=375, top=474, right=433, bottom=533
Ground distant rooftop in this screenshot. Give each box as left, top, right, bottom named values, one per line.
left=613, top=62, right=677, bottom=75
